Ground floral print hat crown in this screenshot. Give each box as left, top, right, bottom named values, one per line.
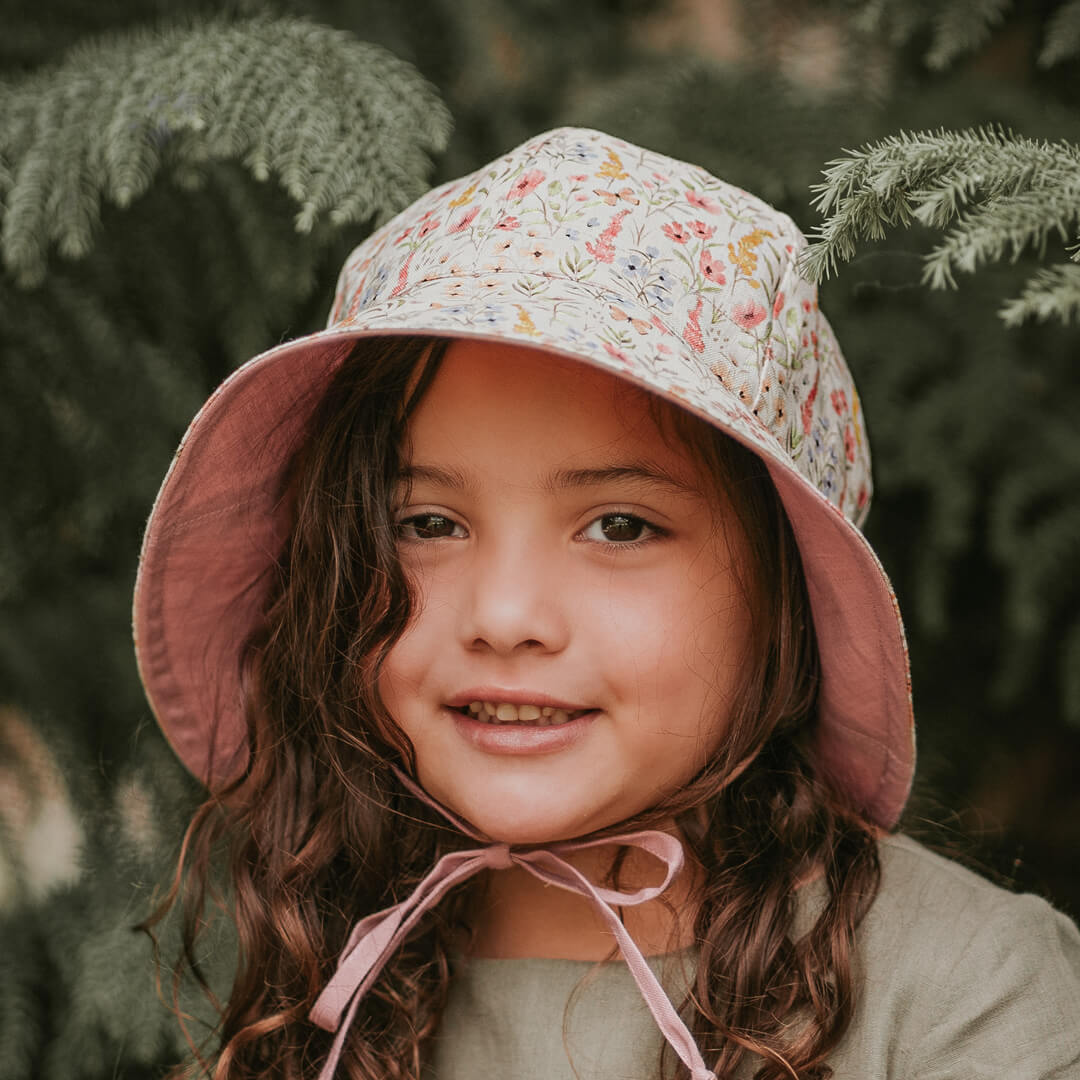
left=134, top=127, right=914, bottom=827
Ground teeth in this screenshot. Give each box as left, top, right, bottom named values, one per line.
left=462, top=701, right=586, bottom=725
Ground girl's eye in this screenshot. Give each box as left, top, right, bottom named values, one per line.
left=397, top=513, right=466, bottom=540
left=580, top=513, right=661, bottom=546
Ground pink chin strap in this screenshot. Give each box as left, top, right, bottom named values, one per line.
left=309, top=767, right=717, bottom=1080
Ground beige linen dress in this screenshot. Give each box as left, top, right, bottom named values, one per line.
left=426, top=835, right=1080, bottom=1079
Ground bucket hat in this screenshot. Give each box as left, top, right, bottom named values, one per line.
left=133, top=126, right=913, bottom=828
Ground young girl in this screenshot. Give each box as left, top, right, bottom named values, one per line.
left=134, top=127, right=1080, bottom=1079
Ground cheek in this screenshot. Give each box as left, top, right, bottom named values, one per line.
left=375, top=573, right=442, bottom=721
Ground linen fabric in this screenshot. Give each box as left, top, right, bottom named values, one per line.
left=134, top=125, right=912, bottom=825
left=425, top=835, right=1080, bottom=1080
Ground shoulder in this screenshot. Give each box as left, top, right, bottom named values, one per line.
left=850, top=833, right=1080, bottom=1078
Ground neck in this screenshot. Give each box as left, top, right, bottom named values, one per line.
left=462, top=824, right=703, bottom=961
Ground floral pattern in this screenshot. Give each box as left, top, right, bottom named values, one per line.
left=329, top=127, right=872, bottom=526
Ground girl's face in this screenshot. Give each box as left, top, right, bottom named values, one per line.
left=378, top=339, right=754, bottom=844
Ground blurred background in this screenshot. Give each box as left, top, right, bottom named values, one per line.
left=2, top=1, right=1079, bottom=1075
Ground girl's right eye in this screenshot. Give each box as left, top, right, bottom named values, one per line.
left=397, top=513, right=467, bottom=541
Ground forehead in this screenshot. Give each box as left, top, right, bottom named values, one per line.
left=405, top=339, right=700, bottom=479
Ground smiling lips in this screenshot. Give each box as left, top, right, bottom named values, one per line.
left=460, top=701, right=591, bottom=726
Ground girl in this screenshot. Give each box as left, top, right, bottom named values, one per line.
left=134, top=127, right=1080, bottom=1079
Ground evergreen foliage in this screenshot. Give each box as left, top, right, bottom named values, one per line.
left=0, top=15, right=450, bottom=286
left=838, top=0, right=1080, bottom=69
left=1, top=717, right=228, bottom=1080
left=785, top=5, right=1080, bottom=740
left=1042, top=0, right=1080, bottom=66
left=802, top=126, right=1080, bottom=325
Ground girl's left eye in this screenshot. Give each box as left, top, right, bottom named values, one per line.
left=397, top=513, right=467, bottom=540
left=580, top=512, right=663, bottom=547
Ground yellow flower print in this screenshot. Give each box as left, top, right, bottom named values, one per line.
left=514, top=305, right=540, bottom=336
left=727, top=228, right=775, bottom=279
left=449, top=183, right=477, bottom=209
left=596, top=148, right=629, bottom=181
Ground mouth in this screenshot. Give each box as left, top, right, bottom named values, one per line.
left=451, top=701, right=595, bottom=726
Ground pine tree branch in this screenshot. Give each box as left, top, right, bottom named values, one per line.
left=0, top=15, right=451, bottom=287
left=1039, top=0, right=1080, bottom=66
left=922, top=189, right=1080, bottom=289
left=1000, top=263, right=1080, bottom=326
left=802, top=126, right=1080, bottom=323
left=837, top=0, right=1019, bottom=66
left=926, top=0, right=1013, bottom=71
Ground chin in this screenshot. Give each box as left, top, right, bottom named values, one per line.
left=438, top=789, right=605, bottom=846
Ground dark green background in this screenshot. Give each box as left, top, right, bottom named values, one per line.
left=2, top=3, right=1078, bottom=1076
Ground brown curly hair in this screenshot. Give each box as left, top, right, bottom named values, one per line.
left=146, top=334, right=881, bottom=1080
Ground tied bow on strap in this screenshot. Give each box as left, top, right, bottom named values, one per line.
left=309, top=770, right=716, bottom=1080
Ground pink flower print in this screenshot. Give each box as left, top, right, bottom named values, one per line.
left=603, top=341, right=631, bottom=364
left=690, top=220, right=715, bottom=240
left=650, top=314, right=670, bottom=335
left=417, top=215, right=441, bottom=240
left=683, top=295, right=705, bottom=353
left=831, top=389, right=848, bottom=416
left=844, top=425, right=856, bottom=464
left=733, top=300, right=767, bottom=329
left=570, top=174, right=588, bottom=183
left=699, top=249, right=726, bottom=285
left=685, top=190, right=719, bottom=214
left=507, top=168, right=545, bottom=200
left=856, top=485, right=868, bottom=512
left=662, top=221, right=690, bottom=244
left=394, top=226, right=413, bottom=244
left=447, top=206, right=480, bottom=233
left=772, top=291, right=785, bottom=319
left=585, top=209, right=630, bottom=263
left=495, top=215, right=520, bottom=230
left=389, top=249, right=415, bottom=298
left=801, top=371, right=820, bottom=436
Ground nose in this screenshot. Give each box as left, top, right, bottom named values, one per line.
left=457, top=533, right=570, bottom=656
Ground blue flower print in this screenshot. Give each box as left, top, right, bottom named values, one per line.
left=644, top=284, right=674, bottom=313
left=568, top=142, right=599, bottom=163
left=356, top=265, right=389, bottom=307
left=617, top=253, right=649, bottom=282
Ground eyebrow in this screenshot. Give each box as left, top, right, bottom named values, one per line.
left=398, top=462, right=704, bottom=499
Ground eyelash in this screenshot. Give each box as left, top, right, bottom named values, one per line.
left=395, top=511, right=667, bottom=552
